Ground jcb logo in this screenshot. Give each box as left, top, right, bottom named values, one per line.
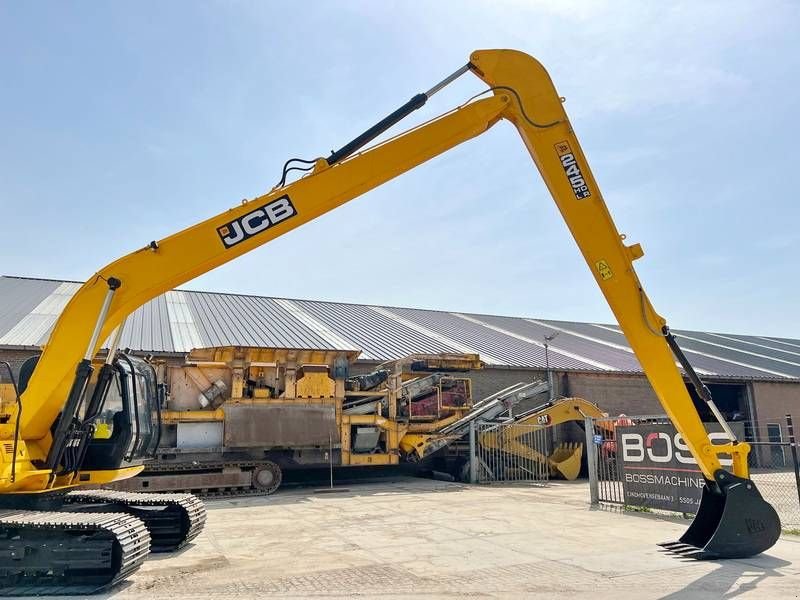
left=620, top=431, right=733, bottom=467
left=217, top=195, right=297, bottom=249
left=537, top=415, right=551, bottom=425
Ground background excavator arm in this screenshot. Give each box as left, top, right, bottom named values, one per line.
left=12, top=49, right=779, bottom=558
left=480, top=397, right=606, bottom=480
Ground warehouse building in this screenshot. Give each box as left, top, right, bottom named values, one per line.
left=1, top=275, right=798, bottom=444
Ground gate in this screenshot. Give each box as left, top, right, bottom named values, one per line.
left=469, top=421, right=549, bottom=484
left=584, top=414, right=671, bottom=506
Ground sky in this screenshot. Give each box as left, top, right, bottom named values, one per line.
left=1, top=1, right=799, bottom=338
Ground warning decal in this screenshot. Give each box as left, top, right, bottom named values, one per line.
left=595, top=260, right=613, bottom=281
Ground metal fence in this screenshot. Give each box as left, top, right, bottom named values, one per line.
left=584, top=414, right=667, bottom=506
left=585, top=414, right=800, bottom=529
left=469, top=421, right=549, bottom=484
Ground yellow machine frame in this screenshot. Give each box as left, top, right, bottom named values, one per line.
left=4, top=50, right=772, bottom=555
left=26, top=53, right=736, bottom=485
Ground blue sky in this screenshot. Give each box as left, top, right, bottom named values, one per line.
left=1, top=1, right=798, bottom=337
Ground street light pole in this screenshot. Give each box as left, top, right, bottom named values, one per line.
left=543, top=332, right=559, bottom=401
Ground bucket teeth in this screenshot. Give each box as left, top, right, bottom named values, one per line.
left=658, top=541, right=715, bottom=560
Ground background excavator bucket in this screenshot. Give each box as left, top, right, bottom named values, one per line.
left=548, top=443, right=583, bottom=481
left=660, top=470, right=781, bottom=559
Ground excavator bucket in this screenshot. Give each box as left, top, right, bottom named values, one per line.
left=548, top=443, right=583, bottom=481
left=660, top=470, right=781, bottom=559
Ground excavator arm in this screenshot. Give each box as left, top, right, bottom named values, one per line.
left=480, top=397, right=606, bottom=480
left=10, top=49, right=779, bottom=557
left=512, top=397, right=607, bottom=428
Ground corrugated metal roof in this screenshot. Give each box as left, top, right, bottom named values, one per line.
left=119, top=294, right=174, bottom=352
left=294, top=300, right=458, bottom=360
left=760, top=336, right=800, bottom=351
left=696, top=331, right=800, bottom=364
left=0, top=277, right=59, bottom=340
left=1, top=275, right=798, bottom=381
left=0, top=282, right=81, bottom=346
left=482, top=315, right=643, bottom=372
left=579, top=323, right=794, bottom=379
left=185, top=292, right=335, bottom=350
left=670, top=330, right=800, bottom=378
left=272, top=299, right=367, bottom=355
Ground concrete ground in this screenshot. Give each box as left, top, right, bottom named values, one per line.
left=752, top=471, right=800, bottom=529
left=102, top=478, right=798, bottom=599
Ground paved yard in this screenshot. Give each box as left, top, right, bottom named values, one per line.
left=100, top=478, right=798, bottom=599
left=752, top=470, right=800, bottom=529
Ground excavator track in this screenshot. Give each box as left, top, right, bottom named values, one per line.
left=64, top=489, right=206, bottom=553
left=115, top=460, right=284, bottom=499
left=0, top=510, right=149, bottom=596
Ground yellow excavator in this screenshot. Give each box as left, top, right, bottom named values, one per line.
left=2, top=49, right=780, bottom=593
left=479, top=397, right=606, bottom=481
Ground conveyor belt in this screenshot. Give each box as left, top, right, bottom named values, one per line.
left=439, top=380, right=550, bottom=437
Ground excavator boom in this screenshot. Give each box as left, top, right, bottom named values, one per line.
left=8, top=49, right=780, bottom=583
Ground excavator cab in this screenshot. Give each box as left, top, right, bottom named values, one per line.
left=17, top=351, right=161, bottom=475
left=81, top=354, right=161, bottom=470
